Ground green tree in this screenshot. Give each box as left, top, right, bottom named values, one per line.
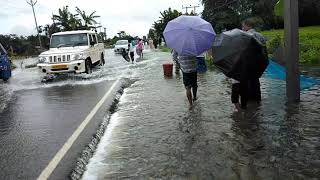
left=75, top=7, right=100, bottom=29
left=152, top=8, right=181, bottom=44
left=53, top=6, right=76, bottom=31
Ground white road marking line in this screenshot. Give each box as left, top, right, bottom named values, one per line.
left=37, top=78, right=121, bottom=180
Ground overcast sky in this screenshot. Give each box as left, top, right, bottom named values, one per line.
left=0, top=0, right=203, bottom=38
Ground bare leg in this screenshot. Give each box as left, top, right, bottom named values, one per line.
left=192, top=86, right=197, bottom=101
left=186, top=88, right=193, bottom=108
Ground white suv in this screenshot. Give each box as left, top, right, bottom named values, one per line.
left=37, top=30, right=105, bottom=75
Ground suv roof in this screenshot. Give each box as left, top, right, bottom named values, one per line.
left=52, top=30, right=97, bottom=36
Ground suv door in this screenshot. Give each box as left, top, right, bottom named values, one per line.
left=89, top=34, right=98, bottom=63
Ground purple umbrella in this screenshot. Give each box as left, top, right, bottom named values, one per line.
left=163, top=15, right=216, bottom=56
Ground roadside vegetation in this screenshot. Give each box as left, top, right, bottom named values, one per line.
left=0, top=6, right=102, bottom=59
left=159, top=46, right=170, bottom=53
left=151, top=1, right=319, bottom=66
left=262, top=26, right=320, bottom=65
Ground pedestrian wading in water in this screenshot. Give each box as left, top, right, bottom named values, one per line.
left=128, top=39, right=135, bottom=63
left=242, top=18, right=266, bottom=103
left=178, top=55, right=198, bottom=110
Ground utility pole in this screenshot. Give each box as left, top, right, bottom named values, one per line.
left=182, top=4, right=200, bottom=14
left=104, top=27, right=107, bottom=40
left=192, top=4, right=200, bottom=14
left=182, top=5, right=200, bottom=14
left=26, top=0, right=42, bottom=49
left=284, top=0, right=300, bottom=102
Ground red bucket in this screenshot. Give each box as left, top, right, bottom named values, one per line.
left=163, top=63, right=173, bottom=77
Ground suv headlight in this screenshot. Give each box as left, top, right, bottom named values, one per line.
left=38, top=56, right=46, bottom=63
left=73, top=53, right=84, bottom=61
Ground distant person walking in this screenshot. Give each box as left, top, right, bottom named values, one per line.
left=136, top=39, right=144, bottom=59
left=172, top=50, right=180, bottom=72
left=148, top=39, right=154, bottom=49
left=153, top=38, right=158, bottom=49
left=178, top=55, right=198, bottom=109
left=242, top=18, right=266, bottom=103
left=128, top=39, right=135, bottom=63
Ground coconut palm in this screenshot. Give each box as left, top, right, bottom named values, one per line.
left=53, top=6, right=81, bottom=31
left=76, top=7, right=100, bottom=29
left=53, top=6, right=72, bottom=30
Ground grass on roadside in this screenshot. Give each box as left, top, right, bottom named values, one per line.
left=262, top=26, right=320, bottom=65
left=159, top=46, right=171, bottom=52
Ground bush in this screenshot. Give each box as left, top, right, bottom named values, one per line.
left=262, top=26, right=320, bottom=65
left=266, top=34, right=282, bottom=55
left=300, top=48, right=320, bottom=64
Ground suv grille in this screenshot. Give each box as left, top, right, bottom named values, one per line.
left=49, top=55, right=71, bottom=63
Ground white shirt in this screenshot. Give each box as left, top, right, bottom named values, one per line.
left=128, top=43, right=134, bottom=52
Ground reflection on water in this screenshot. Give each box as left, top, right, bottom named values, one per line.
left=1, top=49, right=319, bottom=179
left=0, top=50, right=151, bottom=114
left=83, top=51, right=320, bottom=179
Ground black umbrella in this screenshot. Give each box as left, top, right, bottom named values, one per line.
left=212, top=29, right=269, bottom=81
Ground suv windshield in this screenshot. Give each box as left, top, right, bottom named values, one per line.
left=50, top=33, right=88, bottom=48
left=115, top=40, right=128, bottom=45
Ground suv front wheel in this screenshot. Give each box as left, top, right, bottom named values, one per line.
left=85, top=59, right=92, bottom=74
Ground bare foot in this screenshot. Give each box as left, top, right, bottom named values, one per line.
left=189, top=102, right=194, bottom=110
left=234, top=103, right=241, bottom=112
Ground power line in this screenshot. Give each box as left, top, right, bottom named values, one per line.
left=26, top=0, right=42, bottom=48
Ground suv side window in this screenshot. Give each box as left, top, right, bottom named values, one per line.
left=97, top=34, right=103, bottom=43
left=92, top=35, right=98, bottom=44
left=89, top=34, right=97, bottom=45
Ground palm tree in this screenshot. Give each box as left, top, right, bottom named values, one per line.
left=76, top=7, right=100, bottom=30
left=53, top=6, right=82, bottom=31
left=53, top=6, right=72, bottom=30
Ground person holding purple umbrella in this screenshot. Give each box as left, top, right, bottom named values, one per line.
left=178, top=55, right=198, bottom=109
left=163, top=15, right=216, bottom=109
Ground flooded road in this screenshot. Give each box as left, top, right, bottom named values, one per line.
left=82, top=52, right=320, bottom=179
left=0, top=48, right=319, bottom=180
left=0, top=49, right=145, bottom=179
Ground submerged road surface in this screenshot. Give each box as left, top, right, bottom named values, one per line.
left=0, top=49, right=146, bottom=180
left=82, top=52, right=320, bottom=179
left=1, top=48, right=320, bottom=180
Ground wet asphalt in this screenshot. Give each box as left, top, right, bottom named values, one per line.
left=1, top=48, right=320, bottom=180
left=0, top=49, right=136, bottom=180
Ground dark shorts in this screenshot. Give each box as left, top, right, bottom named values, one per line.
left=130, top=52, right=134, bottom=62
left=182, top=71, right=198, bottom=89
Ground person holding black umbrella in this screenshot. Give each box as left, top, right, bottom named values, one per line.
left=242, top=18, right=267, bottom=103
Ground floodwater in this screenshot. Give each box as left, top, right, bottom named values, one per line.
left=0, top=48, right=319, bottom=179
left=0, top=49, right=151, bottom=179
left=82, top=51, right=320, bottom=179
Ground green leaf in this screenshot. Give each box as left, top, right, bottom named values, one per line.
left=274, top=0, right=284, bottom=17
